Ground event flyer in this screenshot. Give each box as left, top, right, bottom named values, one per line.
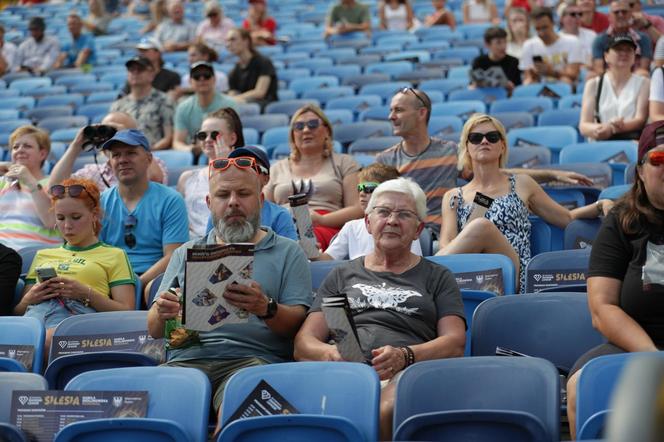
left=50, top=331, right=165, bottom=363
left=0, top=344, right=34, bottom=371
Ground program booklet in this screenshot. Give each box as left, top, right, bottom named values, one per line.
left=321, top=296, right=366, bottom=363
left=227, top=379, right=299, bottom=424
left=183, top=243, right=254, bottom=332
left=288, top=193, right=320, bottom=259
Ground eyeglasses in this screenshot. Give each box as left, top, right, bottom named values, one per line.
left=195, top=130, right=220, bottom=141
left=293, top=119, right=321, bottom=131
left=357, top=182, right=380, bottom=193
left=50, top=184, right=86, bottom=198
left=209, top=156, right=268, bottom=177
left=192, top=72, right=213, bottom=81
left=399, top=87, right=428, bottom=108
left=628, top=2, right=636, bottom=7
left=372, top=206, right=419, bottom=222
left=612, top=9, right=630, bottom=14
left=640, top=150, right=664, bottom=166
left=124, top=215, right=137, bottom=249
left=566, top=11, right=583, bottom=17
left=468, top=131, right=502, bottom=144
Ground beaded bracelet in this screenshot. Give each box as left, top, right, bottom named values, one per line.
left=400, top=346, right=415, bottom=368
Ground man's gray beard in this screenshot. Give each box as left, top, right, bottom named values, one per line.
left=215, top=211, right=260, bottom=243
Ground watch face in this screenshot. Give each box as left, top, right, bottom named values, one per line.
left=265, top=297, right=277, bottom=318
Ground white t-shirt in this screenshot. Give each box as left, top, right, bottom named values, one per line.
left=589, top=72, right=647, bottom=124
left=649, top=66, right=664, bottom=102
left=324, top=218, right=422, bottom=260
left=519, top=33, right=585, bottom=72
left=561, top=28, right=596, bottom=65
left=383, top=3, right=408, bottom=31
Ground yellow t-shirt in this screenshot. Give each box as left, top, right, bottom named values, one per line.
left=26, top=242, right=135, bottom=297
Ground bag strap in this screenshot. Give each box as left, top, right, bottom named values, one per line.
left=595, top=73, right=604, bottom=124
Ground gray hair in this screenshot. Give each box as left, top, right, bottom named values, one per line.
left=365, top=177, right=427, bottom=221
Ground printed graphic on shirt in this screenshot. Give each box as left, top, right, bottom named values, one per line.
left=350, top=282, right=422, bottom=315
left=643, top=241, right=664, bottom=290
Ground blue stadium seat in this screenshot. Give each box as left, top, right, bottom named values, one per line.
left=324, top=109, right=354, bottom=125
left=243, top=128, right=259, bottom=145
left=261, top=126, right=290, bottom=153
left=598, top=184, right=631, bottom=200
left=447, top=87, right=508, bottom=103
left=0, top=89, right=21, bottom=98
left=341, top=72, right=390, bottom=89
left=85, top=91, right=119, bottom=104
left=0, top=317, right=45, bottom=374
left=365, top=61, right=414, bottom=79
left=333, top=121, right=393, bottom=149
left=25, top=106, right=74, bottom=122
left=431, top=100, right=486, bottom=120
left=0, top=119, right=31, bottom=133
left=512, top=83, right=572, bottom=98
left=544, top=188, right=586, bottom=209
left=8, top=77, right=52, bottom=93
left=384, top=50, right=431, bottom=63
left=218, top=362, right=380, bottom=442
left=420, top=78, right=469, bottom=97
left=326, top=95, right=383, bottom=117
left=433, top=46, right=481, bottom=64
left=264, top=99, right=319, bottom=118
left=559, top=141, right=637, bottom=185
left=508, top=126, right=578, bottom=162
left=428, top=115, right=463, bottom=138
left=99, top=72, right=127, bottom=88
left=348, top=136, right=401, bottom=155
left=492, top=111, right=535, bottom=131
left=37, top=116, right=88, bottom=133
left=69, top=82, right=114, bottom=95
left=460, top=289, right=496, bottom=356
left=309, top=260, right=345, bottom=291
left=60, top=367, right=211, bottom=442
left=242, top=114, right=290, bottom=134
left=427, top=254, right=516, bottom=296
left=472, top=293, right=605, bottom=376
left=37, top=93, right=85, bottom=108
left=276, top=68, right=311, bottom=85
left=290, top=57, right=334, bottom=72
left=152, top=150, right=195, bottom=168
left=525, top=248, right=591, bottom=293
left=0, top=422, right=27, bottom=442
left=393, top=357, right=560, bottom=442
left=490, top=97, right=554, bottom=115
left=538, top=108, right=581, bottom=129
left=564, top=218, right=602, bottom=250
left=76, top=103, right=112, bottom=120
left=236, top=103, right=261, bottom=118
left=457, top=23, right=493, bottom=39
left=395, top=68, right=445, bottom=84
left=624, top=162, right=636, bottom=184
left=0, top=98, right=35, bottom=114
left=558, top=94, right=584, bottom=109
left=289, top=76, right=339, bottom=97
left=0, top=372, right=48, bottom=423
left=301, top=86, right=355, bottom=105
left=357, top=104, right=390, bottom=121
left=54, top=74, right=97, bottom=88
left=529, top=215, right=564, bottom=256
left=359, top=81, right=411, bottom=104
left=0, top=109, right=20, bottom=121
left=50, top=128, right=80, bottom=144
left=507, top=146, right=552, bottom=168
left=315, top=65, right=362, bottom=81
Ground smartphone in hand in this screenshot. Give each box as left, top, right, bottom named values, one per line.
left=36, top=267, right=57, bottom=283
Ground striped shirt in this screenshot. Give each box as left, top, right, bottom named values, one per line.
left=0, top=178, right=62, bottom=251
left=376, top=137, right=458, bottom=236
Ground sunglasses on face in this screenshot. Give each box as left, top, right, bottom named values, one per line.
left=196, top=130, right=220, bottom=141
left=566, top=11, right=583, bottom=17
left=209, top=156, right=268, bottom=177
left=640, top=150, right=664, bottom=166
left=292, top=119, right=321, bottom=131
left=612, top=9, right=630, bottom=14
left=357, top=182, right=379, bottom=193
left=50, top=184, right=86, bottom=198
left=192, top=72, right=213, bottom=81
left=399, top=87, right=428, bottom=108
left=468, top=131, right=502, bottom=144
left=124, top=215, right=137, bottom=249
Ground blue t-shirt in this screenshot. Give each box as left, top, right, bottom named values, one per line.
left=156, top=228, right=313, bottom=363
left=592, top=31, right=652, bottom=60
left=100, top=182, right=189, bottom=273
left=205, top=200, right=298, bottom=241
left=61, top=33, right=97, bottom=66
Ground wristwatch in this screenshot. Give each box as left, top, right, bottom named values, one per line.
left=259, top=297, right=278, bottom=320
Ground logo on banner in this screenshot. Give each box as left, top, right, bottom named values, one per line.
left=8, top=349, right=15, bottom=358
left=138, top=335, right=146, bottom=344
left=18, top=396, right=28, bottom=405
left=533, top=274, right=542, bottom=282
left=261, top=390, right=272, bottom=401
left=112, top=396, right=123, bottom=407
left=475, top=274, right=484, bottom=284
left=58, top=341, right=67, bottom=349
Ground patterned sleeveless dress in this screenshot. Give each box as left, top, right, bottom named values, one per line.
left=453, top=175, right=531, bottom=293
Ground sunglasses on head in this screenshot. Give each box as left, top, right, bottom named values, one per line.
left=50, top=184, right=87, bottom=199
left=192, top=72, right=213, bottom=81
left=357, top=182, right=380, bottom=193
left=399, top=87, right=428, bottom=108
left=468, top=131, right=502, bottom=144
left=196, top=130, right=220, bottom=141
left=124, top=215, right=137, bottom=249
left=293, top=119, right=321, bottom=131
left=640, top=150, right=664, bottom=166
left=209, top=156, right=268, bottom=177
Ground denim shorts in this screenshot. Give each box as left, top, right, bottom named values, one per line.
left=24, top=298, right=96, bottom=329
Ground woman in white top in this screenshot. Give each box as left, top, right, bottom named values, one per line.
left=177, top=108, right=244, bottom=238
left=379, top=0, right=416, bottom=31
left=463, top=0, right=500, bottom=24
left=580, top=35, right=649, bottom=141
left=506, top=7, right=530, bottom=59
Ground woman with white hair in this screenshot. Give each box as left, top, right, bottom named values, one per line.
left=437, top=114, right=612, bottom=292
left=294, top=177, right=467, bottom=441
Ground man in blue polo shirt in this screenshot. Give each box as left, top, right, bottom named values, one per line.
left=53, top=13, right=96, bottom=69
left=99, top=129, right=189, bottom=289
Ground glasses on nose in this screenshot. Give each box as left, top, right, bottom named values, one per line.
left=468, top=131, right=502, bottom=144
left=293, top=119, right=321, bottom=131
left=357, top=182, right=379, bottom=193
left=640, top=150, right=664, bottom=166
left=209, top=156, right=268, bottom=177
left=192, top=72, right=213, bottom=81
left=196, top=130, right=220, bottom=141
left=398, top=87, right=429, bottom=108
left=567, top=11, right=583, bottom=17
left=628, top=2, right=636, bottom=7
left=372, top=206, right=419, bottom=222
left=612, top=9, right=630, bottom=14
left=124, top=215, right=137, bottom=249
left=50, top=184, right=87, bottom=198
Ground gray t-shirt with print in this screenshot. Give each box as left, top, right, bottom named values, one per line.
left=311, top=257, right=465, bottom=360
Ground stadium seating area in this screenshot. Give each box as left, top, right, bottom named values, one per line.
left=2, top=0, right=663, bottom=440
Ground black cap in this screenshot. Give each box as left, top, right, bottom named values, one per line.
left=190, top=61, right=215, bottom=74
left=229, top=146, right=270, bottom=175
left=28, top=17, right=45, bottom=30
left=606, top=34, right=637, bottom=51
left=125, top=56, right=153, bottom=70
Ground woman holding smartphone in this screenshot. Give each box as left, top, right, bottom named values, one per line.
left=15, top=177, right=135, bottom=353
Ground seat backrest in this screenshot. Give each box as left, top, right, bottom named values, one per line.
left=564, top=219, right=602, bottom=250
left=490, top=97, right=554, bottom=114
left=0, top=317, right=45, bottom=374
left=508, top=126, right=578, bottom=152
left=220, top=362, right=380, bottom=442
left=310, top=260, right=346, bottom=291
left=460, top=290, right=496, bottom=356
left=559, top=141, right=638, bottom=166
left=0, top=372, right=48, bottom=422
left=348, top=136, right=401, bottom=155
left=65, top=367, right=210, bottom=442
left=427, top=254, right=516, bottom=295
left=471, top=292, right=605, bottom=373
left=393, top=356, right=560, bottom=442
left=525, top=248, right=591, bottom=293
left=507, top=145, right=552, bottom=168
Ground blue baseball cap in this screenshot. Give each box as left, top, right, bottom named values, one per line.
left=101, top=129, right=150, bottom=151
left=229, top=146, right=270, bottom=175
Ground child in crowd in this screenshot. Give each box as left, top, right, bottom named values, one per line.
left=470, top=26, right=521, bottom=95
left=317, top=163, right=423, bottom=260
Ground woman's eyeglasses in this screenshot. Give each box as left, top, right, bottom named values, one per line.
left=124, top=215, right=137, bottom=249
left=640, top=150, right=664, bottom=166
left=357, top=182, right=380, bottom=193
left=372, top=206, right=419, bottom=222
left=468, top=131, right=502, bottom=144
left=196, top=130, right=220, bottom=141
left=209, top=156, right=268, bottom=177
left=293, top=119, right=321, bottom=131
left=50, top=184, right=86, bottom=198
left=192, top=72, right=213, bottom=81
